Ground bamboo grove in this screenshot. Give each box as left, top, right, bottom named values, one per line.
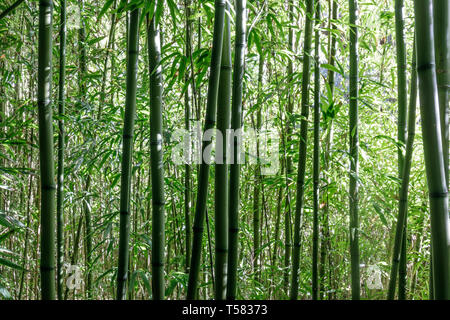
left=0, top=0, right=449, bottom=300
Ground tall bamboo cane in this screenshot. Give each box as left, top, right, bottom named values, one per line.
left=394, top=0, right=408, bottom=298
left=187, top=0, right=226, bottom=299
left=253, top=53, right=264, bottom=279
left=284, top=0, right=295, bottom=293
left=56, top=0, right=66, bottom=301
left=388, top=38, right=417, bottom=300
left=320, top=0, right=338, bottom=299
left=433, top=0, right=450, bottom=298
left=414, top=0, right=450, bottom=300
left=0, top=0, right=25, bottom=20
left=38, top=0, right=56, bottom=300
left=290, top=0, right=314, bottom=300
left=312, top=0, right=321, bottom=301
left=148, top=4, right=166, bottom=299
left=184, top=0, right=193, bottom=274
left=434, top=0, right=450, bottom=186
left=116, top=8, right=140, bottom=300
left=214, top=5, right=231, bottom=300
left=348, top=0, right=360, bottom=300
left=227, top=0, right=246, bottom=300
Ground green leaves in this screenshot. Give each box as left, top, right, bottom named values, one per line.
left=372, top=202, right=388, bottom=227
left=0, top=256, right=23, bottom=271
left=374, top=134, right=406, bottom=152
left=321, top=63, right=342, bottom=76
left=98, top=0, right=115, bottom=20
left=165, top=271, right=188, bottom=297
left=0, top=213, right=24, bottom=230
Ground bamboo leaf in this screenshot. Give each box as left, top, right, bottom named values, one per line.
left=0, top=257, right=23, bottom=270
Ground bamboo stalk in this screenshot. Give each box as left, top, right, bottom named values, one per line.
left=388, top=38, right=417, bottom=300
left=37, top=0, right=56, bottom=300
left=187, top=0, right=226, bottom=299
left=184, top=0, right=193, bottom=275
left=0, top=0, right=25, bottom=21
left=214, top=8, right=231, bottom=299
left=434, top=0, right=450, bottom=186
left=312, top=0, right=321, bottom=301
left=227, top=0, right=246, bottom=300
left=148, top=1, right=166, bottom=301
left=394, top=0, right=408, bottom=298
left=414, top=0, right=450, bottom=300
left=290, top=0, right=314, bottom=300
left=56, top=0, right=66, bottom=301
left=348, top=0, right=360, bottom=300
left=253, top=54, right=264, bottom=280
left=284, top=0, right=295, bottom=293
left=116, top=8, right=140, bottom=300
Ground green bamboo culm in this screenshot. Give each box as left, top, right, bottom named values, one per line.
left=320, top=0, right=338, bottom=300
left=312, top=0, right=321, bottom=301
left=184, top=0, right=192, bottom=274
left=214, top=7, right=231, bottom=300
left=187, top=0, right=226, bottom=299
left=253, top=52, right=264, bottom=279
left=434, top=0, right=450, bottom=186
left=395, top=0, right=407, bottom=176
left=433, top=1, right=450, bottom=300
left=56, top=0, right=66, bottom=301
left=327, top=0, right=338, bottom=95
left=290, top=0, right=314, bottom=300
left=116, top=8, right=140, bottom=300
left=38, top=0, right=56, bottom=300
left=76, top=0, right=93, bottom=299
left=0, top=0, right=25, bottom=21
left=394, top=0, right=408, bottom=299
left=284, top=0, right=295, bottom=293
left=348, top=0, right=360, bottom=300
left=148, top=4, right=166, bottom=300
left=227, top=0, right=246, bottom=300
left=414, top=0, right=450, bottom=300
left=387, top=38, right=417, bottom=300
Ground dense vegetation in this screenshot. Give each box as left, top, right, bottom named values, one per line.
left=0, top=0, right=449, bottom=300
